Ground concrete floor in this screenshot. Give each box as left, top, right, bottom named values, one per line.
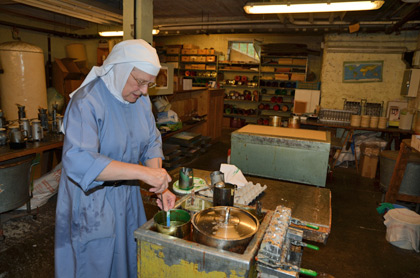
left=1, top=129, right=419, bottom=278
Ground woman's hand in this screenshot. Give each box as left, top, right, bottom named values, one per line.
left=142, top=167, right=172, bottom=194
left=156, top=189, right=176, bottom=211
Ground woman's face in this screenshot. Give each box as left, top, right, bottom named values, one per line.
left=122, top=69, right=156, bottom=103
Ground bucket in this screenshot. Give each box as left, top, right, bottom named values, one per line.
left=350, top=115, right=361, bottom=127
left=370, top=116, right=379, bottom=128
left=384, top=208, right=420, bottom=252
left=378, top=117, right=387, bottom=129
left=154, top=209, right=191, bottom=239
left=361, top=115, right=371, bottom=127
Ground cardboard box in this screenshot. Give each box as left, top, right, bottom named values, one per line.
left=274, top=73, right=289, bottom=80
left=290, top=73, right=306, bottom=81
left=359, top=143, right=381, bottom=178
left=412, top=135, right=420, bottom=152
left=292, top=59, right=307, bottom=66
left=359, top=154, right=379, bottom=179
left=181, top=56, right=190, bottom=62
left=206, top=56, right=216, bottom=62
left=53, top=58, right=86, bottom=103
left=197, top=49, right=207, bottom=55
left=166, top=48, right=181, bottom=54
left=183, top=79, right=193, bottom=90
left=183, top=44, right=198, bottom=49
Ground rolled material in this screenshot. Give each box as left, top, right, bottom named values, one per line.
left=378, top=117, right=387, bottom=129
left=370, top=116, right=379, bottom=128
left=361, top=115, right=371, bottom=128
left=350, top=115, right=361, bottom=127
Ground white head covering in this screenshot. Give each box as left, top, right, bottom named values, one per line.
left=69, top=39, right=161, bottom=104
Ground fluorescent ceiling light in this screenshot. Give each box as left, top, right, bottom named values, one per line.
left=152, top=29, right=160, bottom=35
left=99, top=31, right=123, bottom=37
left=243, top=0, right=385, bottom=14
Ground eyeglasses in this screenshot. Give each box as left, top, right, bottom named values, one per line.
left=130, top=73, right=157, bottom=88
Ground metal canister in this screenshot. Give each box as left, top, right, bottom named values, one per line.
left=288, top=115, right=300, bottom=129
left=179, top=167, right=193, bottom=190
left=213, top=183, right=236, bottom=206
left=31, top=119, right=43, bottom=141
left=55, top=115, right=63, bottom=133
left=20, top=118, right=31, bottom=139
left=269, top=116, right=281, bottom=127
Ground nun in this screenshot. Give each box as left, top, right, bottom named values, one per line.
left=55, top=39, right=176, bottom=278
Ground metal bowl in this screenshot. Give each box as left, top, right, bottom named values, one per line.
left=154, top=209, right=191, bottom=239
left=192, top=206, right=259, bottom=253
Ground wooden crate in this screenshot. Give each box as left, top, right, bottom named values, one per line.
left=292, top=59, right=307, bottom=66
left=197, top=49, right=207, bottom=55
left=277, top=58, right=293, bottom=65
left=181, top=56, right=190, bottom=62
left=166, top=48, right=180, bottom=54
left=206, top=56, right=216, bottom=62
left=290, top=73, right=306, bottom=81
left=274, top=73, right=289, bottom=80
left=196, top=56, right=206, bottom=62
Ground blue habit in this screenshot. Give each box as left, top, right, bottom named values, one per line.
left=55, top=78, right=163, bottom=278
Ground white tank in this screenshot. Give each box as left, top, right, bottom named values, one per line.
left=0, top=41, right=48, bottom=121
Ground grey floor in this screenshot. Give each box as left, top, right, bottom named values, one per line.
left=1, top=129, right=419, bottom=278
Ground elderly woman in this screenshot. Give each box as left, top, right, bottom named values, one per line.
left=55, top=39, right=176, bottom=278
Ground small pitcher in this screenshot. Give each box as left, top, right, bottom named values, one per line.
left=0, top=128, right=7, bottom=146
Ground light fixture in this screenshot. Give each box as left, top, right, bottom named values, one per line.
left=243, top=0, right=385, bottom=14
left=152, top=29, right=160, bottom=35
left=98, top=31, right=123, bottom=37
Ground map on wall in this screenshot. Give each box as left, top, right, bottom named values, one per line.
left=343, top=61, right=383, bottom=82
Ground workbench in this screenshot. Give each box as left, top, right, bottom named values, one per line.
left=169, top=168, right=331, bottom=243
left=385, top=139, right=420, bottom=205
left=136, top=167, right=331, bottom=278
left=0, top=133, right=63, bottom=178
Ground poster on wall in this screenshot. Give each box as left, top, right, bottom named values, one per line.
left=342, top=61, right=383, bottom=83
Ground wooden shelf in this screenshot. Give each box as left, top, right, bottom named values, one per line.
left=162, top=121, right=206, bottom=140
left=224, top=99, right=259, bottom=103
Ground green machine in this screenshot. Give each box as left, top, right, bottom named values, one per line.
left=230, top=125, right=331, bottom=187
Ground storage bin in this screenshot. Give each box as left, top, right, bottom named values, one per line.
left=379, top=150, right=420, bottom=196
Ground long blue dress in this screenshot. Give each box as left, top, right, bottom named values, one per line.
left=55, top=78, right=163, bottom=278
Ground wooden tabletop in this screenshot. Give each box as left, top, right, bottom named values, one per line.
left=301, top=119, right=414, bottom=134
left=168, top=167, right=331, bottom=243
left=0, top=133, right=64, bottom=162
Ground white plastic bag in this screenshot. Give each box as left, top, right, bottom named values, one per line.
left=384, top=208, right=420, bottom=252
left=18, top=162, right=62, bottom=210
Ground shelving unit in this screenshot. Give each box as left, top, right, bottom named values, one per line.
left=179, top=54, right=218, bottom=87
left=219, top=62, right=261, bottom=127
left=255, top=55, right=309, bottom=126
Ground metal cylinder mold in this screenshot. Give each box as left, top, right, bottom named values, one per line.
left=0, top=41, right=48, bottom=120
